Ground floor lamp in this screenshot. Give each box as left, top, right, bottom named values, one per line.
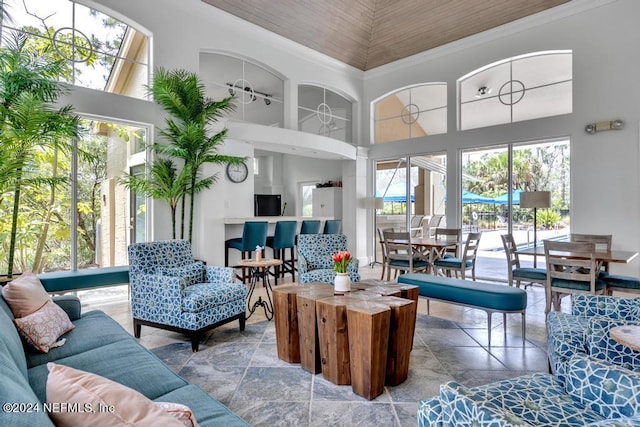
left=520, top=191, right=551, bottom=268
left=370, top=197, right=385, bottom=268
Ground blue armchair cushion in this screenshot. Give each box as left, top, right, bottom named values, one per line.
left=587, top=317, right=640, bottom=372
left=513, top=267, right=547, bottom=281
left=572, top=294, right=639, bottom=321
left=182, top=283, right=247, bottom=313
left=159, top=261, right=205, bottom=288
left=565, top=354, right=640, bottom=419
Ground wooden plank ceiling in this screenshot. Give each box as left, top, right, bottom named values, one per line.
left=202, top=0, right=569, bottom=71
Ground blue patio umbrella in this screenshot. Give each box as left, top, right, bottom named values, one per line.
left=461, top=190, right=495, bottom=204
left=493, top=189, right=523, bottom=205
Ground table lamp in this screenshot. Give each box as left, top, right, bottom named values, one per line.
left=520, top=191, right=551, bottom=268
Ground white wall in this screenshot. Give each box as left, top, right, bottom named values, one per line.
left=364, top=0, right=640, bottom=275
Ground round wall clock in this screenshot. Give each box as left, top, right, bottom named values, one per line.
left=226, top=162, right=249, bottom=183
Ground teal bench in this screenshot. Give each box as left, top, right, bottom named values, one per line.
left=397, top=273, right=527, bottom=346
left=38, top=266, right=129, bottom=293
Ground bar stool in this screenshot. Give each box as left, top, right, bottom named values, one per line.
left=300, top=220, right=321, bottom=235
left=225, top=221, right=268, bottom=283
left=323, top=219, right=342, bottom=234
left=265, top=220, right=297, bottom=282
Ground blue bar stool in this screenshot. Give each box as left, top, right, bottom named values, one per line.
left=300, top=220, right=321, bottom=234
left=225, top=221, right=268, bottom=283
left=265, top=220, right=297, bottom=282
left=323, top=219, right=342, bottom=234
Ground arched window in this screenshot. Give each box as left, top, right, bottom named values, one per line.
left=458, top=51, right=572, bottom=131
left=373, top=83, right=447, bottom=143
left=0, top=0, right=150, bottom=99
left=200, top=53, right=284, bottom=128
left=298, top=85, right=352, bottom=143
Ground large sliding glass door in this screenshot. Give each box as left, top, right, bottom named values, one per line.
left=374, top=154, right=446, bottom=265
left=461, top=138, right=570, bottom=281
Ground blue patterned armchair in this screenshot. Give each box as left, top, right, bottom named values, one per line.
left=297, top=234, right=360, bottom=284
left=547, top=294, right=640, bottom=384
left=128, top=240, right=247, bottom=351
left=419, top=354, right=640, bottom=426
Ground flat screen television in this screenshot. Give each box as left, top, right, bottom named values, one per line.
left=254, top=194, right=281, bottom=216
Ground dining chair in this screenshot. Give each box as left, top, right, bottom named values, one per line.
left=500, top=233, right=546, bottom=288
left=543, top=240, right=607, bottom=314
left=225, top=221, right=268, bottom=283
left=383, top=230, right=430, bottom=280
left=426, top=214, right=445, bottom=238
left=570, top=233, right=612, bottom=272
left=323, top=219, right=342, bottom=234
left=433, top=232, right=482, bottom=280
left=434, top=227, right=462, bottom=258
left=410, top=215, right=425, bottom=238
left=265, top=220, right=298, bottom=282
left=376, top=227, right=394, bottom=280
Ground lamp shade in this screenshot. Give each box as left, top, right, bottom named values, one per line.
left=520, top=191, right=551, bottom=209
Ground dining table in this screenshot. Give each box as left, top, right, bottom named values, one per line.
left=515, top=246, right=639, bottom=265
left=391, top=236, right=463, bottom=272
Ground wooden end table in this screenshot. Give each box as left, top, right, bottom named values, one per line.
left=610, top=325, right=640, bottom=351
left=240, top=258, right=283, bottom=321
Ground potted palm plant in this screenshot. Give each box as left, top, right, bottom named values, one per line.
left=148, top=68, right=245, bottom=242
left=0, top=32, right=80, bottom=279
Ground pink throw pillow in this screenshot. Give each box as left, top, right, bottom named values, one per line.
left=46, top=363, right=185, bottom=426
left=155, top=402, right=199, bottom=427
left=14, top=300, right=75, bottom=353
left=1, top=271, right=50, bottom=317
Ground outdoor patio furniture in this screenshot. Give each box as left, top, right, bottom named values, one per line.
left=425, top=214, right=445, bottom=238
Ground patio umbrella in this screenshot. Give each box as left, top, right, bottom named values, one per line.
left=461, top=190, right=495, bottom=204
left=493, top=189, right=523, bottom=205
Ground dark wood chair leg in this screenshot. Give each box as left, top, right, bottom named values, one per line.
left=133, top=319, right=141, bottom=338
left=191, top=333, right=201, bottom=352
left=239, top=312, right=246, bottom=331
left=290, top=247, right=295, bottom=282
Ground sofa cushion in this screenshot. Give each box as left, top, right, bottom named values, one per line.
left=182, top=282, right=247, bottom=313
left=15, top=300, right=75, bottom=353
left=571, top=294, right=638, bottom=321
left=565, top=354, right=640, bottom=419
left=0, top=297, right=28, bottom=378
left=46, top=362, right=183, bottom=426
left=1, top=272, right=50, bottom=318
left=587, top=317, right=640, bottom=372
left=25, top=310, right=134, bottom=369
left=443, top=374, right=604, bottom=425
left=155, top=384, right=250, bottom=427
left=546, top=312, right=589, bottom=382
left=28, top=339, right=188, bottom=403
left=161, top=262, right=205, bottom=288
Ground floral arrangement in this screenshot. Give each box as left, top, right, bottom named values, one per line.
left=332, top=251, right=352, bottom=273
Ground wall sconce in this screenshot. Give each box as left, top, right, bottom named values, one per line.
left=585, top=119, right=624, bottom=134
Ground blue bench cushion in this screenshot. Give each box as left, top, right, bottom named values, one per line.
left=603, top=274, right=640, bottom=290
left=398, top=273, right=526, bottom=311
left=38, top=266, right=129, bottom=293
left=513, top=267, right=547, bottom=281
left=551, top=278, right=607, bottom=292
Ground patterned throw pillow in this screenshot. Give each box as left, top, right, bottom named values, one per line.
left=160, top=262, right=205, bottom=287
left=155, top=402, right=199, bottom=427
left=46, top=363, right=185, bottom=426
left=14, top=300, right=75, bottom=353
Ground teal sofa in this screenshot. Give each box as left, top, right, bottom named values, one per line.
left=0, top=294, right=248, bottom=427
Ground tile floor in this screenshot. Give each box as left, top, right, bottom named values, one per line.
left=79, top=265, right=565, bottom=426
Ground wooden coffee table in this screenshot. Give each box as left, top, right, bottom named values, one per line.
left=272, top=281, right=418, bottom=400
